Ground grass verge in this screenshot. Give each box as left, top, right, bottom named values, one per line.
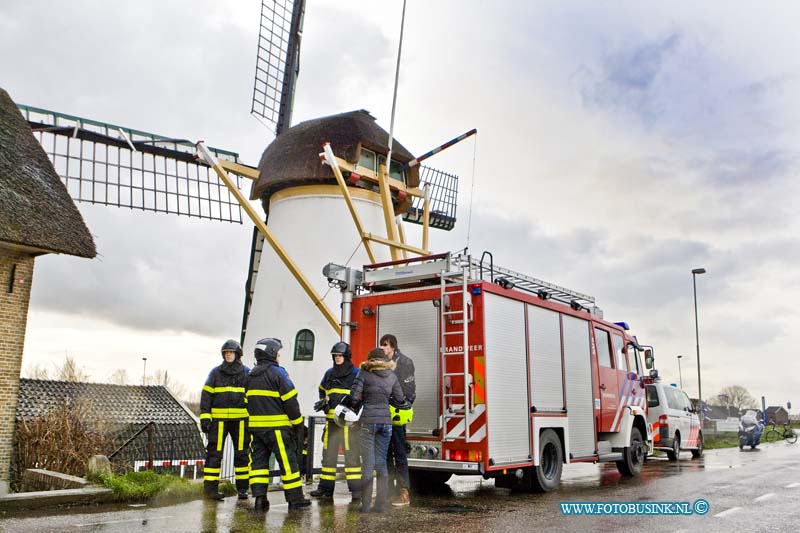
left=89, top=471, right=237, bottom=502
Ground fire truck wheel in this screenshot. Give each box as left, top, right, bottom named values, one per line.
left=666, top=433, right=680, bottom=461
left=616, top=427, right=644, bottom=477
left=409, top=470, right=452, bottom=493
left=531, top=429, right=563, bottom=493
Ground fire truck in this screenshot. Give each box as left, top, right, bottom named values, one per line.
left=326, top=252, right=655, bottom=492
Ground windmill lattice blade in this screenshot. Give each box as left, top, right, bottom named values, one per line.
left=18, top=104, right=245, bottom=224
left=403, top=165, right=459, bottom=231
left=251, top=0, right=304, bottom=134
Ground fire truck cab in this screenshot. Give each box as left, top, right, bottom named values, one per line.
left=333, top=253, right=653, bottom=492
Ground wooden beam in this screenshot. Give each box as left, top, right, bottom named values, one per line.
left=196, top=142, right=342, bottom=335
left=422, top=183, right=431, bottom=252
left=377, top=163, right=401, bottom=261
left=365, top=233, right=430, bottom=256
left=218, top=159, right=260, bottom=180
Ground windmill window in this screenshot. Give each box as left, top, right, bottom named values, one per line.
left=293, top=329, right=315, bottom=361
left=357, top=148, right=406, bottom=184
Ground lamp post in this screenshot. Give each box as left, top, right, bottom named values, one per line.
left=692, top=267, right=706, bottom=410
left=142, top=357, right=147, bottom=385
left=677, top=355, right=684, bottom=389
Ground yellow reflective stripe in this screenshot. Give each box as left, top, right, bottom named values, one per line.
left=326, top=412, right=334, bottom=419
left=199, top=413, right=212, bottom=420
left=249, top=414, right=290, bottom=421
left=205, top=386, right=245, bottom=394
left=203, top=475, right=220, bottom=481
left=246, top=389, right=279, bottom=397
left=217, top=421, right=224, bottom=451
left=249, top=469, right=269, bottom=476
left=235, top=474, right=249, bottom=480
left=345, top=467, right=361, bottom=472
left=344, top=426, right=349, bottom=451
left=203, top=467, right=221, bottom=473
left=325, top=388, right=350, bottom=395
left=238, top=421, right=245, bottom=450
left=346, top=474, right=361, bottom=480
left=250, top=477, right=269, bottom=485
left=249, top=421, right=291, bottom=428
left=211, top=408, right=249, bottom=418
left=249, top=414, right=290, bottom=428
left=275, top=430, right=294, bottom=478
left=283, top=480, right=302, bottom=490
left=323, top=421, right=329, bottom=449
left=320, top=475, right=337, bottom=481
left=281, top=388, right=298, bottom=401
left=319, top=385, right=326, bottom=391
left=235, top=466, right=250, bottom=473
left=290, top=416, right=303, bottom=425
left=321, top=467, right=337, bottom=473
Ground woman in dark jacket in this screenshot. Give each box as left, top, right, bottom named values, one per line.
left=349, top=347, right=406, bottom=513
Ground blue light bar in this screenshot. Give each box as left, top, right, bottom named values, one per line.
left=614, top=321, right=630, bottom=331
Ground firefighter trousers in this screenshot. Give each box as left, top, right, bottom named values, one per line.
left=316, top=421, right=361, bottom=495
left=204, top=418, right=250, bottom=494
left=249, top=428, right=304, bottom=502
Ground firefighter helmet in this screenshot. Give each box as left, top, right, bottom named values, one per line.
left=333, top=400, right=362, bottom=428
left=330, top=341, right=352, bottom=360
left=220, top=339, right=242, bottom=359
left=254, top=338, right=282, bottom=361
left=390, top=405, right=414, bottom=426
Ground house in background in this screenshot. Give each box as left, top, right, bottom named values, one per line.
left=765, top=406, right=790, bottom=425
left=0, top=87, right=96, bottom=494
left=14, top=379, right=205, bottom=485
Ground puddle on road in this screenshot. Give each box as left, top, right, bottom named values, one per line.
left=431, top=504, right=479, bottom=514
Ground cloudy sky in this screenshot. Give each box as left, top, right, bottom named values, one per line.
left=2, top=1, right=798, bottom=409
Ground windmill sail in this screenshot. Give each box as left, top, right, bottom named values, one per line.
left=19, top=104, right=245, bottom=224
left=403, top=165, right=458, bottom=231
left=242, top=0, right=306, bottom=342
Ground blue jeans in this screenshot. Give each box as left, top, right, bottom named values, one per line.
left=359, top=423, right=392, bottom=508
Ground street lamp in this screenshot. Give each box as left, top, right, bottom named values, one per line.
left=692, top=267, right=706, bottom=410
left=677, top=355, right=684, bottom=389
left=142, top=357, right=147, bottom=385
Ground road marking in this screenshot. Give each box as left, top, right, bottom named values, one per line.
left=714, top=507, right=742, bottom=518
left=786, top=482, right=800, bottom=488
left=753, top=493, right=775, bottom=502
left=74, top=515, right=174, bottom=527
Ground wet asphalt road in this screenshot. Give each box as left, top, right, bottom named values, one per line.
left=1, top=442, right=798, bottom=532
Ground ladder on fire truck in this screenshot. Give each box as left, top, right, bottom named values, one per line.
left=439, top=256, right=473, bottom=442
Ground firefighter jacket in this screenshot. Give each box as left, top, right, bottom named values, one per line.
left=245, top=360, right=303, bottom=432
left=393, top=350, right=416, bottom=405
left=351, top=359, right=405, bottom=425
left=318, top=362, right=359, bottom=419
left=200, top=361, right=250, bottom=421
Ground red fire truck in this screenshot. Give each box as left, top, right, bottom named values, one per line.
left=337, top=252, right=654, bottom=492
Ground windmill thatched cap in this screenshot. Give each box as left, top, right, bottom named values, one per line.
left=0, top=88, right=96, bottom=258
left=251, top=109, right=419, bottom=203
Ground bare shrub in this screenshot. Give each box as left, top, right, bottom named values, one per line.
left=13, top=398, right=111, bottom=485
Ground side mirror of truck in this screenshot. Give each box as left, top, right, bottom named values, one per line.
left=645, top=349, right=654, bottom=370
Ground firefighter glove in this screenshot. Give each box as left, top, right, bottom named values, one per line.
left=313, top=399, right=328, bottom=412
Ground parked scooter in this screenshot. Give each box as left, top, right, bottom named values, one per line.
left=738, top=410, right=764, bottom=450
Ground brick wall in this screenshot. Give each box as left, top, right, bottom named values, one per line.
left=0, top=247, right=35, bottom=495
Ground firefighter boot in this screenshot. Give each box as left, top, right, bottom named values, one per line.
left=204, top=481, right=224, bottom=501
left=373, top=475, right=389, bottom=513
left=288, top=498, right=311, bottom=510
left=310, top=487, right=333, bottom=499
left=238, top=491, right=249, bottom=500
left=391, top=488, right=410, bottom=507
left=253, top=495, right=269, bottom=512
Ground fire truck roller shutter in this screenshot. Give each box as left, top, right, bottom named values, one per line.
left=484, top=294, right=531, bottom=465
left=528, top=305, right=564, bottom=412
left=562, top=315, right=596, bottom=458
left=377, top=300, right=439, bottom=435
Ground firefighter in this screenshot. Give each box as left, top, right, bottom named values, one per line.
left=380, top=333, right=416, bottom=507
left=309, top=341, right=362, bottom=502
left=245, top=337, right=311, bottom=512
left=200, top=339, right=251, bottom=500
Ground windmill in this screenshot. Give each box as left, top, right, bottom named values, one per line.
left=14, top=0, right=473, bottom=412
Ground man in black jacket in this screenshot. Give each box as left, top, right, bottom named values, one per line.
left=310, top=341, right=361, bottom=502
left=245, top=338, right=311, bottom=512
left=200, top=339, right=250, bottom=500
left=380, top=334, right=416, bottom=506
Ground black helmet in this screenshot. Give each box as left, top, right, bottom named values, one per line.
left=254, top=338, right=282, bottom=362
left=331, top=341, right=352, bottom=360
left=220, top=339, right=242, bottom=359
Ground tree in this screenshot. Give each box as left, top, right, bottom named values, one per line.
left=24, top=363, right=50, bottom=379
left=57, top=356, right=91, bottom=382
left=713, top=385, right=757, bottom=412
left=108, top=368, right=129, bottom=385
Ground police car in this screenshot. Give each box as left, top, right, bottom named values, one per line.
left=646, top=381, right=703, bottom=460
